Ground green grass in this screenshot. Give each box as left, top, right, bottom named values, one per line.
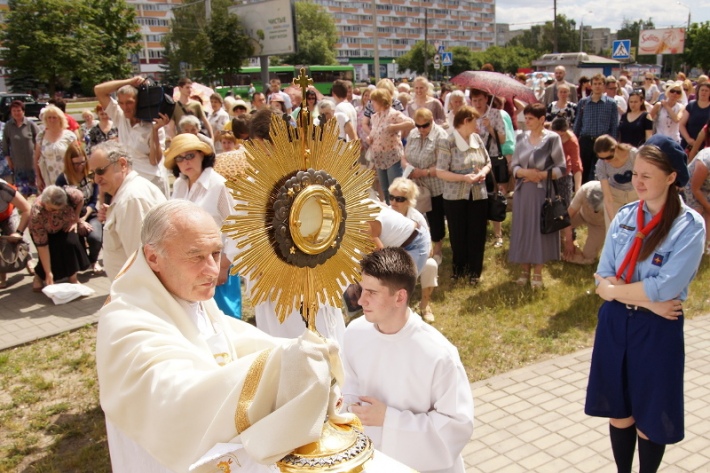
left=1, top=224, right=708, bottom=470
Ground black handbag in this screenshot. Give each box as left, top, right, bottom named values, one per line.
left=486, top=158, right=507, bottom=222
left=540, top=170, right=570, bottom=234
left=487, top=132, right=510, bottom=184
left=136, top=79, right=175, bottom=122
left=0, top=237, right=31, bottom=273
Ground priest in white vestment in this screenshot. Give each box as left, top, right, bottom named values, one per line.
left=343, top=247, right=475, bottom=473
left=96, top=201, right=340, bottom=473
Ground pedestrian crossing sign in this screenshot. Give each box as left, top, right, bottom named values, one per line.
left=612, top=40, right=631, bottom=60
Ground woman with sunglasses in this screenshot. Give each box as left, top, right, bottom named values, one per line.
left=436, top=105, right=491, bottom=284
left=164, top=133, right=241, bottom=319
left=28, top=185, right=90, bottom=291
left=55, top=142, right=103, bottom=273
left=642, top=73, right=661, bottom=105
left=593, top=135, right=638, bottom=228
left=402, top=108, right=448, bottom=263
left=586, top=135, right=705, bottom=473
left=650, top=82, right=685, bottom=143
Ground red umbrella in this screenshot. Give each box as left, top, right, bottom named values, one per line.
left=450, top=71, right=538, bottom=104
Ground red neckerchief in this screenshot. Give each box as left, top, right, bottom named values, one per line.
left=615, top=201, right=664, bottom=284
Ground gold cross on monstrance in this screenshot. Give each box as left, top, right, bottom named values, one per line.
left=293, top=67, right=313, bottom=95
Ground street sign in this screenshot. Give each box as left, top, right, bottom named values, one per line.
left=437, top=45, right=445, bottom=55
left=612, top=40, right=631, bottom=60
left=434, top=63, right=441, bottom=70
left=130, top=53, right=141, bottom=74
left=442, top=52, right=453, bottom=67
left=433, top=54, right=441, bottom=64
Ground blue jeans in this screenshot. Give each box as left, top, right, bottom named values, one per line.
left=377, top=161, right=403, bottom=205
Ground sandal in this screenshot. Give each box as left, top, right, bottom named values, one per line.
left=515, top=269, right=530, bottom=286
left=32, top=276, right=44, bottom=293
left=531, top=273, right=544, bottom=289
left=493, top=237, right=504, bottom=248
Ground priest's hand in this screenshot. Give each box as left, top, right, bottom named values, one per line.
left=351, top=396, right=386, bottom=426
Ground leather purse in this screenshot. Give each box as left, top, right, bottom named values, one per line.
left=0, top=237, right=31, bottom=273
left=540, top=170, right=570, bottom=234
left=486, top=163, right=507, bottom=222
left=135, top=79, right=175, bottom=122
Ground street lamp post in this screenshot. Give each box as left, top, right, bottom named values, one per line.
left=578, top=11, right=592, bottom=52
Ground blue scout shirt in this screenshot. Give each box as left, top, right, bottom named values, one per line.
left=597, top=200, right=705, bottom=302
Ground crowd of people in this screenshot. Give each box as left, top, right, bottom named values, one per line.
left=0, top=67, right=708, bottom=473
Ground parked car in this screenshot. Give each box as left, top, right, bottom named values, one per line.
left=0, top=93, right=48, bottom=122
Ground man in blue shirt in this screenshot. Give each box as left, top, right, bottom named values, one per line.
left=573, top=73, right=619, bottom=183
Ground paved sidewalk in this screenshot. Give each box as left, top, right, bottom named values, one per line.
left=464, top=313, right=710, bottom=473
left=1, top=267, right=708, bottom=472
left=0, top=265, right=109, bottom=350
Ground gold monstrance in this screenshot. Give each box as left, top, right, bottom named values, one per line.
left=222, top=68, right=378, bottom=472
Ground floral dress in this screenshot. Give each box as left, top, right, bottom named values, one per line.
left=37, top=130, right=77, bottom=186
left=369, top=108, right=410, bottom=170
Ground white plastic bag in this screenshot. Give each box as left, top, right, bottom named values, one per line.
left=41, top=283, right=95, bottom=305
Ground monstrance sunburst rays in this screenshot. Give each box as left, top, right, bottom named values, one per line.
left=222, top=97, right=376, bottom=327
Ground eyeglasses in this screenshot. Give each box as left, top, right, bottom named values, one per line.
left=645, top=78, right=653, bottom=81
left=175, top=152, right=197, bottom=163
left=88, top=161, right=116, bottom=179
left=668, top=89, right=682, bottom=95
left=390, top=195, right=408, bottom=203
left=72, top=160, right=87, bottom=167
left=415, top=122, right=431, bottom=129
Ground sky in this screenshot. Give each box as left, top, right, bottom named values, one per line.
left=497, top=0, right=710, bottom=34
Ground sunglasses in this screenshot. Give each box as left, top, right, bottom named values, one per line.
left=88, top=161, right=116, bottom=179
left=597, top=154, right=614, bottom=161
left=415, top=122, right=431, bottom=129
left=668, top=89, right=681, bottom=95
left=390, top=195, right=408, bottom=203
left=175, top=152, right=197, bottom=163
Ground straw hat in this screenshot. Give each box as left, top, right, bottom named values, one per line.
left=164, top=133, right=213, bottom=169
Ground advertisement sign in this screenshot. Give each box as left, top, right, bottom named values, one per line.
left=638, top=28, right=685, bottom=55
left=229, top=0, right=296, bottom=56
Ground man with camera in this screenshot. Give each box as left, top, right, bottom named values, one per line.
left=94, top=76, right=169, bottom=196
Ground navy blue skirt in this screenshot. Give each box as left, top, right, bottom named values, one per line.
left=585, top=300, right=685, bottom=444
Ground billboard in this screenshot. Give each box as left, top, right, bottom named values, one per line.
left=229, top=0, right=296, bottom=56
left=639, top=28, right=685, bottom=55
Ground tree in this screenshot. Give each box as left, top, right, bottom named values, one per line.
left=447, top=46, right=481, bottom=76
left=1, top=0, right=140, bottom=95
left=508, top=15, right=579, bottom=53
left=281, top=1, right=338, bottom=65
left=682, top=21, right=710, bottom=74
left=161, top=0, right=255, bottom=85
left=474, top=46, right=539, bottom=74
left=616, top=18, right=655, bottom=63
left=396, top=41, right=437, bottom=76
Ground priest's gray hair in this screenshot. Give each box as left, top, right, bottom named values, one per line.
left=40, top=185, right=68, bottom=207
left=142, top=200, right=210, bottom=256
left=92, top=141, right=133, bottom=167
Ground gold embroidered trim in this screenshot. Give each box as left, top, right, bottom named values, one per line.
left=235, top=348, right=272, bottom=433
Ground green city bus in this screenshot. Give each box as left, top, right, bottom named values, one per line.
left=215, top=65, right=354, bottom=98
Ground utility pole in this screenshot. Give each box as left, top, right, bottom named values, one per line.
left=206, top=0, right=211, bottom=20
left=423, top=8, right=428, bottom=79
left=373, top=0, right=380, bottom=81
left=552, top=0, right=558, bottom=53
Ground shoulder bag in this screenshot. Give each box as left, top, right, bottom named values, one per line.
left=415, top=182, right=432, bottom=214
left=0, top=237, right=31, bottom=273
left=540, top=169, right=570, bottom=234
left=486, top=163, right=507, bottom=222
left=486, top=130, right=510, bottom=184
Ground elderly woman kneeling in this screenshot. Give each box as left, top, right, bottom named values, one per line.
left=29, top=185, right=90, bottom=291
